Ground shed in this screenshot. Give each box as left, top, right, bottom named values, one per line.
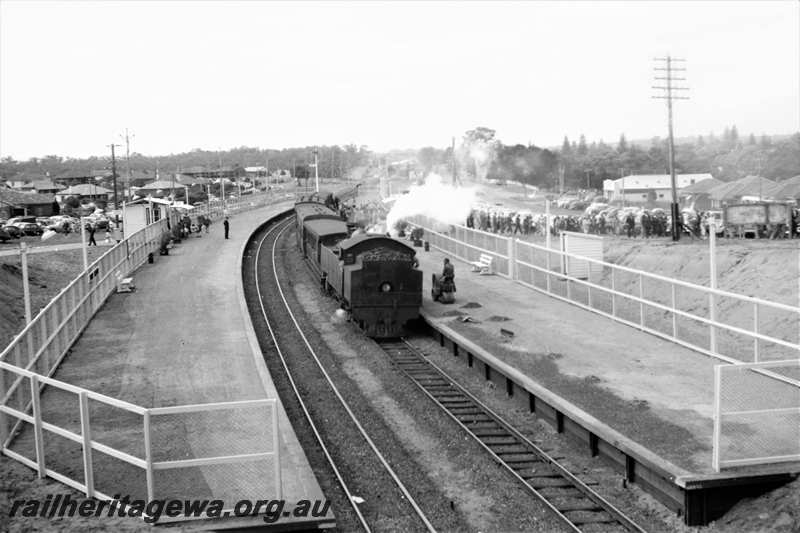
left=707, top=175, right=779, bottom=207
left=122, top=197, right=176, bottom=237
left=0, top=190, right=58, bottom=218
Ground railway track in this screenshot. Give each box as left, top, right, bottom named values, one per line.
left=377, top=338, right=647, bottom=533
left=250, top=217, right=437, bottom=533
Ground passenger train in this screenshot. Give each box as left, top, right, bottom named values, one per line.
left=294, top=200, right=422, bottom=337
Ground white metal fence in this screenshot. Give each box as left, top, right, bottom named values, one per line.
left=713, top=360, right=800, bottom=471
left=0, top=360, right=280, bottom=520
left=408, top=215, right=800, bottom=471
left=0, top=214, right=283, bottom=518
left=408, top=215, right=800, bottom=364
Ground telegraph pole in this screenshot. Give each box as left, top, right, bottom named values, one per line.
left=121, top=128, right=134, bottom=201
left=108, top=143, right=121, bottom=210
left=652, top=55, right=689, bottom=241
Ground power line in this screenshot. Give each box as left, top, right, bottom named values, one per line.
left=652, top=55, right=690, bottom=241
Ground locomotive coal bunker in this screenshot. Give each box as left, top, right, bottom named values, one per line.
left=294, top=200, right=422, bottom=337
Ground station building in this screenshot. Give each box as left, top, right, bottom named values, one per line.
left=603, top=173, right=713, bottom=204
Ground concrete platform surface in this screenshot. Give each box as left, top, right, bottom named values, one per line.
left=15, top=202, right=334, bottom=528
left=413, top=241, right=800, bottom=477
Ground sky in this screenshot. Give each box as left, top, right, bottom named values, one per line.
left=1, top=0, right=798, bottom=160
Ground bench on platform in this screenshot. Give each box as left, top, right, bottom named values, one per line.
left=470, top=253, right=495, bottom=275
left=116, top=271, right=135, bottom=293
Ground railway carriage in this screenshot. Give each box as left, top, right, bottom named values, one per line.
left=294, top=201, right=422, bottom=337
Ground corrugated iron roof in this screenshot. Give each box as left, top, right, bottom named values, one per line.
left=679, top=177, right=725, bottom=195
left=707, top=175, right=778, bottom=201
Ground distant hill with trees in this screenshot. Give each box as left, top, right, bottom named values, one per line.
left=0, top=144, right=372, bottom=184
left=413, top=127, right=799, bottom=190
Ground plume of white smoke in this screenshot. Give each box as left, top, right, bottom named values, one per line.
left=385, top=173, right=476, bottom=235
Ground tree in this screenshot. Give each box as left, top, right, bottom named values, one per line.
left=616, top=134, right=627, bottom=153
left=577, top=134, right=588, bottom=155
left=748, top=133, right=757, bottom=145
left=759, top=134, right=772, bottom=148
left=696, top=135, right=705, bottom=148
left=461, top=126, right=498, bottom=181
left=561, top=136, right=571, bottom=155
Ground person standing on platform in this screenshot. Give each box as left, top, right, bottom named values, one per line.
left=88, top=222, right=97, bottom=246
left=223, top=217, right=230, bottom=239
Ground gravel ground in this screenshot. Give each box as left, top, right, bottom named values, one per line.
left=243, top=219, right=573, bottom=532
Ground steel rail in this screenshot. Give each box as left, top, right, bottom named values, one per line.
left=264, top=220, right=437, bottom=533
left=252, top=217, right=372, bottom=533
left=379, top=338, right=648, bottom=533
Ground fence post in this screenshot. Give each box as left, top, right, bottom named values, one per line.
left=20, top=243, right=32, bottom=325
left=272, top=402, right=282, bottom=499
left=508, top=236, right=516, bottom=280
left=143, top=410, right=155, bottom=502
left=638, top=273, right=644, bottom=329
left=712, top=364, right=722, bottom=472
left=671, top=283, right=678, bottom=338
left=753, top=302, right=759, bottom=362
left=0, top=366, right=8, bottom=448
left=79, top=391, right=95, bottom=497
left=611, top=268, right=616, bottom=317
left=30, top=375, right=46, bottom=477
left=709, top=219, right=718, bottom=354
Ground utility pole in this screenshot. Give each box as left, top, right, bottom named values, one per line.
left=120, top=128, right=134, bottom=202
left=108, top=143, right=121, bottom=211
left=653, top=55, right=689, bottom=241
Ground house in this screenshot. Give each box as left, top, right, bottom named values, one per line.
left=0, top=189, right=58, bottom=218
left=245, top=166, right=268, bottom=178
left=181, top=165, right=246, bottom=180
left=679, top=177, right=725, bottom=210
left=769, top=175, right=800, bottom=202
left=603, top=173, right=713, bottom=203
left=54, top=170, right=98, bottom=186
left=30, top=179, right=64, bottom=195
left=132, top=179, right=186, bottom=199
left=706, top=175, right=779, bottom=208
left=55, top=184, right=113, bottom=204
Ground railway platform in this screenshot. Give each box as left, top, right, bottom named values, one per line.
left=7, top=201, right=334, bottom=530
left=412, top=241, right=799, bottom=525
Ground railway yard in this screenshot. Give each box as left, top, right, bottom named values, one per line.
left=0, top=177, right=798, bottom=533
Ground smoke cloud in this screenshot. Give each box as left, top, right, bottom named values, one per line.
left=385, top=173, right=476, bottom=234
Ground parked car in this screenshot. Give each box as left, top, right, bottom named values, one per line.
left=0, top=227, right=10, bottom=243
left=3, top=224, right=22, bottom=238
left=19, top=222, right=44, bottom=236
left=7, top=216, right=37, bottom=226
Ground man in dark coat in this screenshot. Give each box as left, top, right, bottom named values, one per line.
left=87, top=222, right=97, bottom=246
left=223, top=217, right=230, bottom=239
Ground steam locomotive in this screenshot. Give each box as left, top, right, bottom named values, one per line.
left=294, top=200, right=423, bottom=337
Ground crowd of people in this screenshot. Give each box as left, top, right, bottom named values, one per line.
left=465, top=204, right=800, bottom=240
